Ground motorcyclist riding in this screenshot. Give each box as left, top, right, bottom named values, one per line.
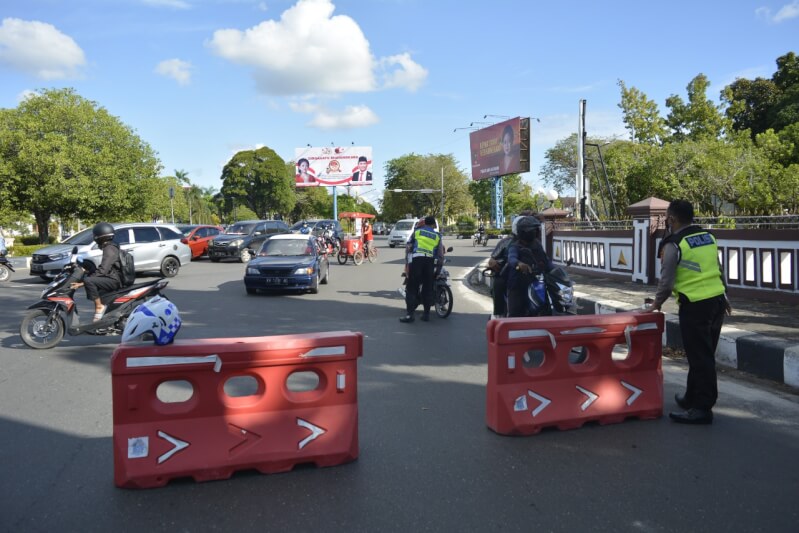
left=506, top=215, right=552, bottom=317
left=70, top=222, right=122, bottom=321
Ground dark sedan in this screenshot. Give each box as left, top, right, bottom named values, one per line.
left=244, top=234, right=330, bottom=295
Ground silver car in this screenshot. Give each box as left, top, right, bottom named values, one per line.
left=30, top=223, right=192, bottom=280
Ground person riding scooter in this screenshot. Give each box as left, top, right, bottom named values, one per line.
left=506, top=215, right=552, bottom=317
left=70, top=222, right=122, bottom=321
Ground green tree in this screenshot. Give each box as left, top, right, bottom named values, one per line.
left=665, top=74, right=728, bottom=142
left=722, top=77, right=781, bottom=137
left=617, top=80, right=666, bottom=144
left=220, top=146, right=295, bottom=220
left=468, top=174, right=532, bottom=220
left=769, top=51, right=799, bottom=131
left=0, top=88, right=161, bottom=242
left=382, top=153, right=473, bottom=222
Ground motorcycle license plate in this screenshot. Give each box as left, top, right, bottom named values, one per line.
left=31, top=264, right=43, bottom=273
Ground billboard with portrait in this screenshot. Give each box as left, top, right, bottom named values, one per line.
left=469, top=117, right=530, bottom=180
left=294, top=146, right=373, bottom=187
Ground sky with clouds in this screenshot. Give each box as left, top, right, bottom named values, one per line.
left=1, top=0, right=798, bottom=200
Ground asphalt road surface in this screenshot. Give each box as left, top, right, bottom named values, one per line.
left=1, top=236, right=797, bottom=532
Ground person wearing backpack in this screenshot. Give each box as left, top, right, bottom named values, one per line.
left=70, top=222, right=122, bottom=321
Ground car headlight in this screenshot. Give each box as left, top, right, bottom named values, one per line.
left=48, top=251, right=70, bottom=261
left=229, top=239, right=243, bottom=247
left=246, top=267, right=259, bottom=275
left=293, top=266, right=313, bottom=275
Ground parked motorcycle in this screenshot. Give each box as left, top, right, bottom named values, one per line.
left=0, top=251, right=15, bottom=282
left=19, top=247, right=170, bottom=349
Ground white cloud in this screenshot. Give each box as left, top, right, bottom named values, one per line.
left=142, top=0, right=192, bottom=9
left=207, top=0, right=427, bottom=96
left=307, top=104, right=379, bottom=129
left=16, top=89, right=36, bottom=103
left=774, top=0, right=799, bottom=21
left=756, top=1, right=799, bottom=23
left=155, top=58, right=193, bottom=85
left=379, top=53, right=428, bottom=92
left=0, top=18, right=86, bottom=79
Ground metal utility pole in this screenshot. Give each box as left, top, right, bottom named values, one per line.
left=576, top=99, right=586, bottom=220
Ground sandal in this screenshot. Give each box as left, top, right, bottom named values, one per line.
left=93, top=305, right=107, bottom=322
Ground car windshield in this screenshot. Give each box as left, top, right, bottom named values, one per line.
left=64, top=228, right=95, bottom=245
left=290, top=221, right=317, bottom=231
left=394, top=221, right=414, bottom=231
left=226, top=223, right=255, bottom=235
left=176, top=225, right=195, bottom=236
left=261, top=239, right=312, bottom=256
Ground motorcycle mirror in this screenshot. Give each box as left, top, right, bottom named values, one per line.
left=70, top=246, right=79, bottom=263
left=446, top=246, right=453, bottom=252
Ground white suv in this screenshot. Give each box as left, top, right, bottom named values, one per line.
left=388, top=219, right=418, bottom=248
left=30, top=223, right=192, bottom=280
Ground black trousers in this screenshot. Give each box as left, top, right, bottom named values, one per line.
left=492, top=275, right=507, bottom=316
left=406, top=256, right=434, bottom=314
left=678, top=294, right=725, bottom=411
left=84, top=275, right=120, bottom=301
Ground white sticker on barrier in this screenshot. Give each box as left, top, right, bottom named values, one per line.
left=507, top=355, right=516, bottom=370
left=128, top=436, right=149, bottom=459
left=297, top=418, right=326, bottom=450
left=157, top=431, right=190, bottom=464
left=527, top=389, right=552, bottom=417
left=337, top=373, right=346, bottom=391
left=127, top=355, right=222, bottom=373
left=624, top=322, right=659, bottom=348
left=300, top=346, right=347, bottom=358
left=621, top=381, right=643, bottom=405
left=508, top=329, right=556, bottom=348
left=576, top=385, right=599, bottom=411
left=514, top=395, right=528, bottom=412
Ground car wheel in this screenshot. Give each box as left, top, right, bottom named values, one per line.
left=40, top=275, right=51, bottom=282
left=321, top=263, right=330, bottom=284
left=246, top=287, right=257, bottom=295
left=240, top=248, right=252, bottom=263
left=160, top=256, right=180, bottom=278
left=389, top=243, right=395, bottom=248
left=310, top=271, right=319, bottom=294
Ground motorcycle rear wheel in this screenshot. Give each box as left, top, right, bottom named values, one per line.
left=435, top=285, right=453, bottom=318
left=20, top=309, right=65, bottom=349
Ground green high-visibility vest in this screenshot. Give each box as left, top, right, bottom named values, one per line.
left=671, top=228, right=725, bottom=303
left=413, top=228, right=440, bottom=257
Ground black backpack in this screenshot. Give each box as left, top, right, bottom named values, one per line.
left=118, top=248, right=136, bottom=287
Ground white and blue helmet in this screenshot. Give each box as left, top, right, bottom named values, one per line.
left=122, top=296, right=181, bottom=345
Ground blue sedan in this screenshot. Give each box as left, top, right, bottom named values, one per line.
left=244, top=234, right=330, bottom=295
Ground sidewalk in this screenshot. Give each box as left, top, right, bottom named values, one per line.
left=469, top=260, right=799, bottom=390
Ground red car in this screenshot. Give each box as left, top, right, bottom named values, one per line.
left=177, top=224, right=224, bottom=259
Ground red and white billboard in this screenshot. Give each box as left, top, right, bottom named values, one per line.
left=294, top=146, right=373, bottom=187
left=469, top=117, right=530, bottom=180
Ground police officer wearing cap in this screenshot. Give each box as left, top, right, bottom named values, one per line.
left=647, top=200, right=731, bottom=425
left=400, top=215, right=443, bottom=323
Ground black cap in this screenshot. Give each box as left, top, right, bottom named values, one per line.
left=358, top=156, right=368, bottom=163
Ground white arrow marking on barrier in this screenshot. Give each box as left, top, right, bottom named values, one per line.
left=157, top=431, right=190, bottom=464
left=576, top=386, right=599, bottom=411
left=297, top=418, right=326, bottom=450
left=527, top=390, right=551, bottom=417
left=621, top=381, right=642, bottom=406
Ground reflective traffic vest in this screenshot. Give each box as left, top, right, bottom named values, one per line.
left=412, top=227, right=441, bottom=257
left=664, top=226, right=725, bottom=303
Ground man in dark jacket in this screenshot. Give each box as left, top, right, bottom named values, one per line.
left=70, top=222, right=122, bottom=321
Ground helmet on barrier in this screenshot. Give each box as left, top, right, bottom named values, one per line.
left=121, top=296, right=182, bottom=345
left=92, top=222, right=115, bottom=245
left=513, top=216, right=541, bottom=242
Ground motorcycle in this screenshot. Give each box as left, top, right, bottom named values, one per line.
left=473, top=230, right=488, bottom=247
left=0, top=250, right=15, bottom=282
left=523, top=261, right=578, bottom=317
left=320, top=224, right=341, bottom=255
left=19, top=247, right=170, bottom=349
left=397, top=247, right=454, bottom=318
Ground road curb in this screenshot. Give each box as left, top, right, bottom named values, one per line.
left=468, top=261, right=799, bottom=390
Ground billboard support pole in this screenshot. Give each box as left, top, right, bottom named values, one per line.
left=333, top=186, right=338, bottom=221
left=493, top=176, right=504, bottom=229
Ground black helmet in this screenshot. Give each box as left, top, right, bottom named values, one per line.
left=513, top=216, right=541, bottom=242
left=92, top=222, right=114, bottom=245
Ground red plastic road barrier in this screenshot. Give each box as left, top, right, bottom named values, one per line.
left=112, top=331, right=363, bottom=489
left=486, top=312, right=664, bottom=435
